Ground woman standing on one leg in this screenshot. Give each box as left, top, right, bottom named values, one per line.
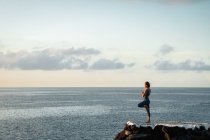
left=138, top=81, right=151, bottom=123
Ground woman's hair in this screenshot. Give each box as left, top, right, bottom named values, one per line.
left=145, top=81, right=150, bottom=88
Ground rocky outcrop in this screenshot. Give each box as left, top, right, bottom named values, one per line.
left=114, top=121, right=210, bottom=140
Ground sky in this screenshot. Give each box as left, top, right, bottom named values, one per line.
left=0, top=0, right=210, bottom=87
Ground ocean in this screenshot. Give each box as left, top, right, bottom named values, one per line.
left=0, top=87, right=210, bottom=140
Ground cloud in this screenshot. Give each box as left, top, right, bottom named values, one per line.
left=0, top=48, right=94, bottom=70
left=152, top=60, right=210, bottom=72
left=158, top=44, right=174, bottom=56
left=148, top=44, right=210, bottom=72
left=90, top=59, right=134, bottom=70
left=63, top=47, right=100, bottom=56
left=0, top=47, right=134, bottom=70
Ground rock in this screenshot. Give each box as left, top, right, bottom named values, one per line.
left=114, top=122, right=210, bottom=140
left=126, top=134, right=152, bottom=140
left=114, top=130, right=127, bottom=140
left=199, top=126, right=206, bottom=131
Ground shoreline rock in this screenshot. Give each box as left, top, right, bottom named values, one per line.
left=114, top=121, right=210, bottom=140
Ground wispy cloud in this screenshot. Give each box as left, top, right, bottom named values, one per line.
left=157, top=44, right=174, bottom=56
left=90, top=59, right=134, bottom=70
left=153, top=60, right=210, bottom=71
left=0, top=47, right=134, bottom=70
left=148, top=44, right=210, bottom=72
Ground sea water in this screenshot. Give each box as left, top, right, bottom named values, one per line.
left=0, top=87, right=210, bottom=140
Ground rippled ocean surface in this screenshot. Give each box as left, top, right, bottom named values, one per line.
left=0, top=87, right=210, bottom=140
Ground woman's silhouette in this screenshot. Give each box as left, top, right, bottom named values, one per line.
left=138, top=81, right=151, bottom=123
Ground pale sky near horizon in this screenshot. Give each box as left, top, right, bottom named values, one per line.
left=0, top=0, right=210, bottom=87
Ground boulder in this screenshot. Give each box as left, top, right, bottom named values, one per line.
left=114, top=121, right=210, bottom=140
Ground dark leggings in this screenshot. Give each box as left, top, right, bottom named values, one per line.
left=138, top=99, right=150, bottom=117
left=138, top=99, right=150, bottom=107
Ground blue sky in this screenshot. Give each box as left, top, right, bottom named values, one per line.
left=0, top=0, right=210, bottom=87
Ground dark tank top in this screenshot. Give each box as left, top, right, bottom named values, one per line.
left=144, top=88, right=151, bottom=100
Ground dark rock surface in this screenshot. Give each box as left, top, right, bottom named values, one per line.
left=114, top=122, right=210, bottom=140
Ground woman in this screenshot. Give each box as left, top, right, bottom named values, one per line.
left=138, top=81, right=151, bottom=123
